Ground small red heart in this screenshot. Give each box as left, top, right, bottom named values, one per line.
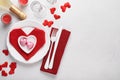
left=0, top=65, right=2, bottom=71
left=2, top=49, right=9, bottom=56
left=64, top=2, right=71, bottom=8
left=1, top=62, right=8, bottom=68
left=43, top=20, right=48, bottom=26
left=48, top=21, right=54, bottom=27
left=9, top=62, right=17, bottom=75
left=9, top=70, right=14, bottom=75
left=54, top=14, right=61, bottom=20
left=50, top=7, right=56, bottom=14
left=61, top=5, right=66, bottom=12
left=9, top=62, right=17, bottom=69
left=1, top=70, right=8, bottom=77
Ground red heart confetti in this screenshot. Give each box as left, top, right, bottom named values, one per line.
left=43, top=20, right=54, bottom=27
left=9, top=62, right=17, bottom=69
left=61, top=5, right=66, bottom=12
left=9, top=70, right=14, bottom=75
left=54, top=14, right=61, bottom=20
left=1, top=62, right=8, bottom=68
left=43, top=2, right=71, bottom=28
left=2, top=49, right=9, bottom=56
left=11, top=68, right=15, bottom=71
left=0, top=62, right=17, bottom=77
left=48, top=21, right=54, bottom=27
left=1, top=70, right=8, bottom=77
left=43, top=20, right=48, bottom=26
left=50, top=7, right=56, bottom=14
left=9, top=62, right=17, bottom=75
left=64, top=2, right=71, bottom=8
left=1, top=49, right=17, bottom=77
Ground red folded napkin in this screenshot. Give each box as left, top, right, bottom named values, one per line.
left=40, top=28, right=71, bottom=75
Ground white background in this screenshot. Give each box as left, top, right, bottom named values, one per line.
left=0, top=0, right=120, bottom=80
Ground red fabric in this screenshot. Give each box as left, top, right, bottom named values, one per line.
left=10, top=28, right=45, bottom=61
left=40, top=29, right=71, bottom=75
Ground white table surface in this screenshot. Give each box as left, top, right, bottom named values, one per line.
left=0, top=0, right=120, bottom=80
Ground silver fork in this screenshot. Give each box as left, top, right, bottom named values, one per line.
left=44, top=28, right=58, bottom=69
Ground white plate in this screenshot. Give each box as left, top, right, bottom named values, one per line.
left=7, top=20, right=50, bottom=64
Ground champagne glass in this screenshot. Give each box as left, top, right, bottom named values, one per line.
left=0, top=0, right=26, bottom=20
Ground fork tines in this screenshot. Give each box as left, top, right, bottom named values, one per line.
left=51, top=28, right=58, bottom=37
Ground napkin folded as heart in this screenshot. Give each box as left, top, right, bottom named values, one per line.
left=40, top=28, right=71, bottom=75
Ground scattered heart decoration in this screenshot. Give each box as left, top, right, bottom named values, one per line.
left=1, top=70, right=7, bottom=77
left=64, top=2, right=71, bottom=8
left=18, top=35, right=37, bottom=54
left=0, top=49, right=17, bottom=77
left=61, top=5, right=66, bottom=12
left=43, top=20, right=54, bottom=27
left=43, top=20, right=48, bottom=26
left=9, top=62, right=17, bottom=75
left=42, top=2, right=71, bottom=28
left=0, top=60, right=17, bottom=77
left=1, top=62, right=8, bottom=68
left=50, top=7, right=56, bottom=14
left=47, top=21, right=54, bottom=27
left=2, top=50, right=9, bottom=56
left=54, top=14, right=61, bottom=20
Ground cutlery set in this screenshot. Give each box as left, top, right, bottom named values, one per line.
left=41, top=28, right=71, bottom=75
left=45, top=26, right=63, bottom=69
